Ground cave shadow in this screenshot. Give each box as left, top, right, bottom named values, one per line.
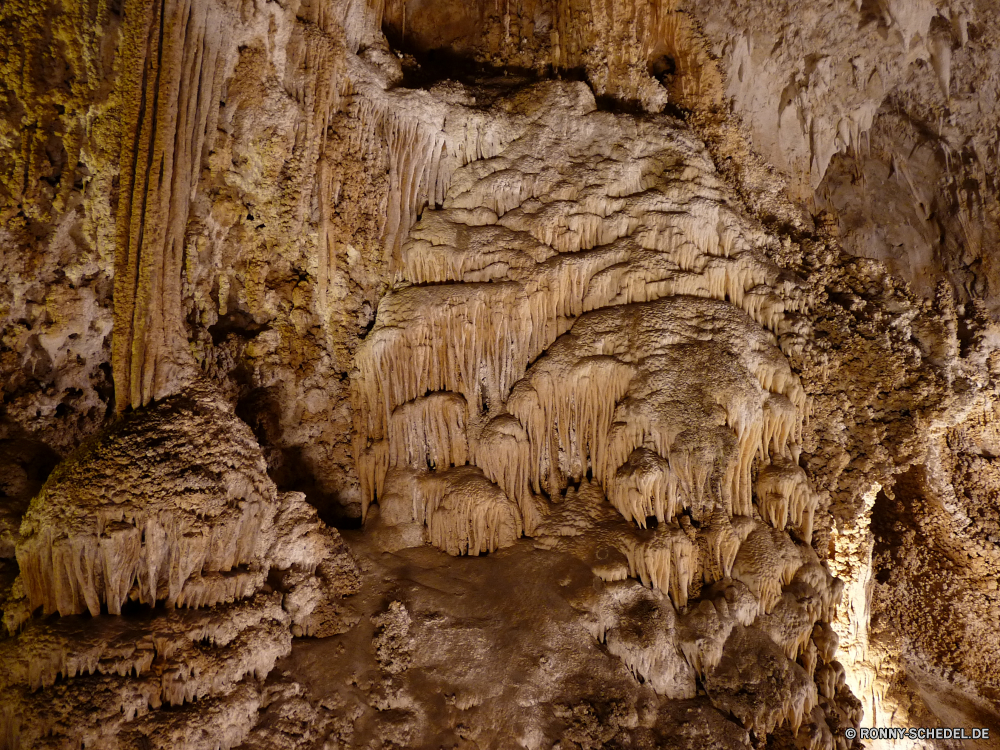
left=235, top=387, right=362, bottom=531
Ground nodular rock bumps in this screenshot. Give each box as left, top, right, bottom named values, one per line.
left=3, top=0, right=1000, bottom=748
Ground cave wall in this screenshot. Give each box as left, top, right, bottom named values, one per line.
left=1, top=0, right=1000, bottom=747
left=1, top=0, right=393, bottom=519
left=687, top=0, right=1000, bottom=311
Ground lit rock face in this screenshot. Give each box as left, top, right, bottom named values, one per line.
left=380, top=0, right=723, bottom=112
left=861, top=404, right=1000, bottom=737
left=685, top=0, right=1000, bottom=312
left=351, top=79, right=858, bottom=746
left=0, top=384, right=360, bottom=749
left=3, top=0, right=1000, bottom=747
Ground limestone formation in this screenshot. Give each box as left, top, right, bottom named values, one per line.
left=0, top=384, right=359, bottom=749
left=3, top=0, right=1000, bottom=747
left=340, top=67, right=862, bottom=747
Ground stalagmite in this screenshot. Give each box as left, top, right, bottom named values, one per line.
left=1, top=384, right=359, bottom=749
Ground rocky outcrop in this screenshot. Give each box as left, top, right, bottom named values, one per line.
left=3, top=0, right=1000, bottom=747
left=0, top=384, right=359, bottom=749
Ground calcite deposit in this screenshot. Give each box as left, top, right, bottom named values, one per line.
left=0, top=384, right=359, bottom=749
left=3, top=0, right=1000, bottom=748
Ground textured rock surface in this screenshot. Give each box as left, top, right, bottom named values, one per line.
left=688, top=0, right=1000, bottom=311
left=0, top=384, right=359, bottom=749
left=2, top=0, right=1000, bottom=748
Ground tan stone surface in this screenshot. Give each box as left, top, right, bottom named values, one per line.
left=2, top=0, right=1000, bottom=747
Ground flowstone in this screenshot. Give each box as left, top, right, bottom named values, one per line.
left=349, top=78, right=856, bottom=747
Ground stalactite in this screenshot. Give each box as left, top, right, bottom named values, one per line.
left=283, top=19, right=353, bottom=327
left=112, top=0, right=229, bottom=410
left=379, top=466, right=522, bottom=556
left=356, top=392, right=472, bottom=518
left=606, top=449, right=682, bottom=527
left=731, top=525, right=805, bottom=616
left=494, top=296, right=806, bottom=529
left=617, top=522, right=698, bottom=608
left=347, top=83, right=839, bottom=718
left=705, top=626, right=819, bottom=738
left=756, top=590, right=822, bottom=661
left=547, top=0, right=723, bottom=111
left=347, top=56, right=525, bottom=273
left=756, top=458, right=818, bottom=544
left=387, top=392, right=470, bottom=471
left=697, top=508, right=742, bottom=584
left=351, top=282, right=535, bottom=506
left=473, top=414, right=541, bottom=533
left=14, top=391, right=277, bottom=618
left=351, top=79, right=816, bottom=570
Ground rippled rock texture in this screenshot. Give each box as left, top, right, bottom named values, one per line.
left=2, top=0, right=1000, bottom=748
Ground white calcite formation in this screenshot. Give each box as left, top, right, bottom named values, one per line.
left=4, top=0, right=1000, bottom=745
left=350, top=78, right=855, bottom=746
left=351, top=78, right=815, bottom=567
left=378, top=466, right=522, bottom=555
left=0, top=384, right=359, bottom=750
left=352, top=81, right=813, bottom=527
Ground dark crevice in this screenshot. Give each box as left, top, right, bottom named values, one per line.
left=208, top=310, right=269, bottom=345
left=387, top=43, right=552, bottom=92
left=235, top=387, right=361, bottom=530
